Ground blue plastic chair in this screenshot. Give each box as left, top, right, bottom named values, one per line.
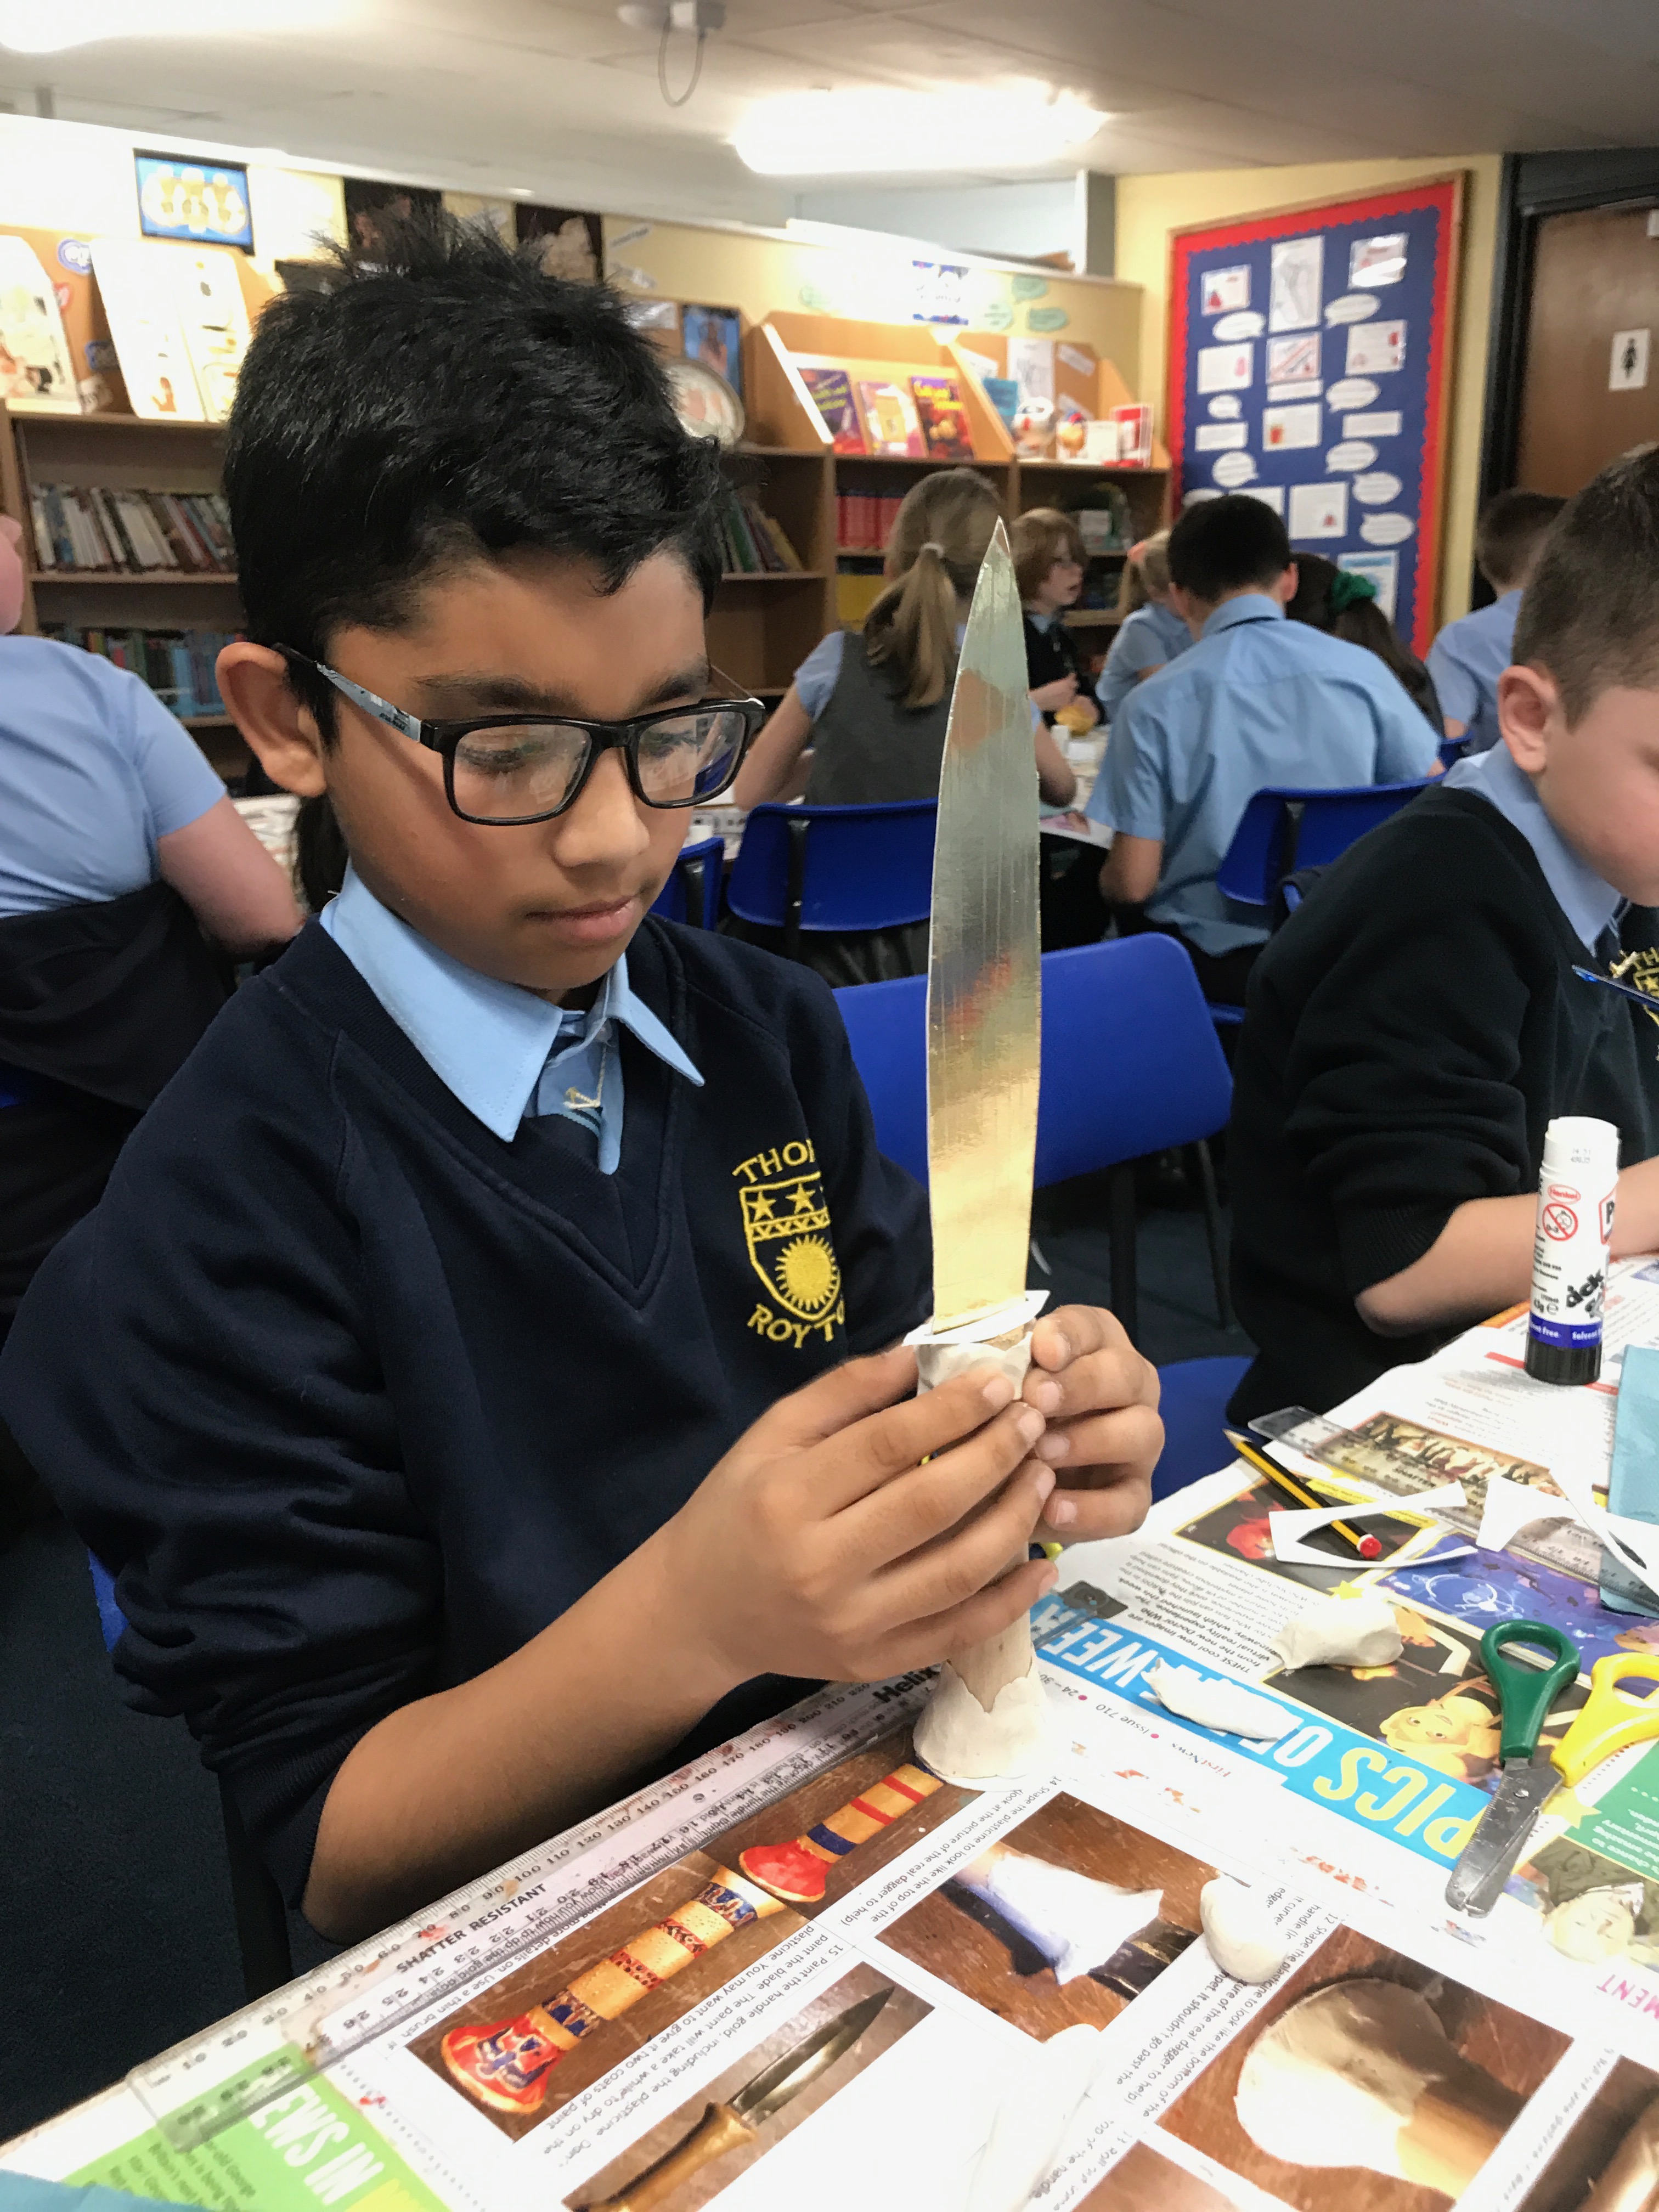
left=651, top=834, right=724, bottom=929
left=1437, top=734, right=1466, bottom=772
left=727, top=800, right=936, bottom=964
left=86, top=1549, right=293, bottom=1999
left=1215, top=781, right=1429, bottom=910
left=836, top=934, right=1233, bottom=1346
left=1153, top=1355, right=1253, bottom=1499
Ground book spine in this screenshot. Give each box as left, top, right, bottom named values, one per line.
left=43, top=487, right=75, bottom=568
left=27, top=488, right=54, bottom=569
left=93, top=488, right=140, bottom=572
left=157, top=494, right=208, bottom=570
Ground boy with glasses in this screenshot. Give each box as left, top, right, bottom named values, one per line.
left=0, top=219, right=1160, bottom=1943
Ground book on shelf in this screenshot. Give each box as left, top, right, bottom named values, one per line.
left=910, top=373, right=973, bottom=461
left=45, top=624, right=237, bottom=716
left=28, top=485, right=235, bottom=574
left=795, top=363, right=866, bottom=455
left=855, top=379, right=924, bottom=459
left=834, top=491, right=903, bottom=552
left=714, top=487, right=803, bottom=575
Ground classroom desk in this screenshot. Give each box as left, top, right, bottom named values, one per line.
left=9, top=1278, right=1659, bottom=2210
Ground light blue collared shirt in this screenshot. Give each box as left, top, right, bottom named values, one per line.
left=1427, top=590, right=1519, bottom=755
left=1094, top=600, right=1193, bottom=724
left=319, top=866, right=703, bottom=1171
left=1087, top=593, right=1440, bottom=956
left=1444, top=740, right=1623, bottom=955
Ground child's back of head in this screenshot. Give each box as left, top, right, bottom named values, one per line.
left=1166, top=495, right=1290, bottom=606
left=1475, top=488, right=1566, bottom=594
left=1114, top=530, right=1171, bottom=619
left=861, top=468, right=1002, bottom=709
left=1513, top=447, right=1659, bottom=725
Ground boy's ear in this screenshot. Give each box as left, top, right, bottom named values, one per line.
left=1272, top=561, right=1299, bottom=607
left=217, top=642, right=329, bottom=798
left=1497, top=661, right=1560, bottom=774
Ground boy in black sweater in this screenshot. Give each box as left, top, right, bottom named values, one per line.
left=1230, top=447, right=1659, bottom=1420
left=0, top=219, right=1160, bottom=1942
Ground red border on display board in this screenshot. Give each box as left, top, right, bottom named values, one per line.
left=1166, top=174, right=1465, bottom=658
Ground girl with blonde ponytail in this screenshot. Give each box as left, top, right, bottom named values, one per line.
left=732, top=467, right=1076, bottom=811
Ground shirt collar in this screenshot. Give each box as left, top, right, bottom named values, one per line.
left=1025, top=608, right=1059, bottom=634
left=320, top=865, right=702, bottom=1140
left=1444, top=741, right=1624, bottom=953
left=1202, top=592, right=1285, bottom=638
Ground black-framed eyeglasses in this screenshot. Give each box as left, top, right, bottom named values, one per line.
left=279, top=648, right=765, bottom=826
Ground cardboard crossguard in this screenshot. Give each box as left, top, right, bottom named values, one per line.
left=441, top=1764, right=940, bottom=2114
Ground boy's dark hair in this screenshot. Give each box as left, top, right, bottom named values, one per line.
left=1514, top=447, right=1659, bottom=725
left=1166, top=494, right=1291, bottom=602
left=1475, top=488, right=1565, bottom=589
left=223, top=210, right=726, bottom=736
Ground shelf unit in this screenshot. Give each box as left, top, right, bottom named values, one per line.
left=0, top=403, right=252, bottom=778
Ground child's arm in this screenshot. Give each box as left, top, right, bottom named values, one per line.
left=304, top=1349, right=1055, bottom=1939
left=1358, top=1157, right=1659, bottom=1334
left=732, top=685, right=814, bottom=808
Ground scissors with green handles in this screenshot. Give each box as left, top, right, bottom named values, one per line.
left=1446, top=1621, right=1659, bottom=1915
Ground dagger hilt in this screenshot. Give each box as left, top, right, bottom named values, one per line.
left=737, top=1762, right=942, bottom=1904
left=587, top=2100, right=755, bottom=2211
left=440, top=1865, right=786, bottom=2115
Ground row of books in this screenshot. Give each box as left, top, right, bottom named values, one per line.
left=46, top=625, right=233, bottom=716
left=29, top=484, right=236, bottom=574
left=796, top=363, right=973, bottom=463
left=835, top=492, right=906, bottom=553
left=716, top=488, right=804, bottom=576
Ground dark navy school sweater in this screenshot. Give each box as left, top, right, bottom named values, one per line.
left=0, top=916, right=930, bottom=1904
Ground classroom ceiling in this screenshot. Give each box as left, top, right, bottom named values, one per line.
left=11, top=0, right=1659, bottom=232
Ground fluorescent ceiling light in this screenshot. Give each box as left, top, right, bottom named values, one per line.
left=733, top=86, right=1106, bottom=177
left=0, top=1, right=341, bottom=54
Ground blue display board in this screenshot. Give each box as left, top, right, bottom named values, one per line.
left=1168, top=178, right=1462, bottom=657
left=134, top=153, right=254, bottom=251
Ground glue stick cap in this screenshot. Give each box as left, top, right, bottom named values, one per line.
left=1540, top=1116, right=1619, bottom=1180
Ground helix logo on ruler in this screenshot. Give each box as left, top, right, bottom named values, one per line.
left=735, top=1139, right=844, bottom=1346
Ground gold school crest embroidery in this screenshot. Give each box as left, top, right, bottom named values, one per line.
left=733, top=1140, right=845, bottom=1348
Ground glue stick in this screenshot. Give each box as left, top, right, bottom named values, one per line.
left=1525, top=1116, right=1619, bottom=1386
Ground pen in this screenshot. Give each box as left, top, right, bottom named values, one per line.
left=1223, top=1428, right=1384, bottom=1560
left=1573, top=965, right=1659, bottom=1016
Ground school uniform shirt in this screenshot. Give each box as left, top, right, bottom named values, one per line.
left=1094, top=601, right=1192, bottom=724
left=0, top=635, right=225, bottom=917
left=1085, top=595, right=1440, bottom=957
left=1426, top=591, right=1519, bottom=754
left=1022, top=609, right=1088, bottom=723
left=0, top=913, right=931, bottom=1905
left=1228, top=742, right=1659, bottom=1421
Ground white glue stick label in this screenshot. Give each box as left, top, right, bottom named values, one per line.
left=1528, top=1116, right=1618, bottom=1353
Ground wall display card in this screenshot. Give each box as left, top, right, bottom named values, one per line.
left=1167, top=177, right=1463, bottom=653
left=1212, top=449, right=1257, bottom=488
left=160, top=244, right=252, bottom=421
left=1340, top=548, right=1399, bottom=617
left=1268, top=235, right=1323, bottom=331
left=1262, top=403, right=1321, bottom=451
left=1345, top=317, right=1407, bottom=376
left=0, top=235, right=81, bottom=412
left=1197, top=341, right=1252, bottom=393
left=1240, top=483, right=1285, bottom=513
left=1289, top=480, right=1348, bottom=538
left=1200, top=264, right=1250, bottom=315
left=1007, top=334, right=1054, bottom=407
left=1350, top=232, right=1408, bottom=286
left=89, top=240, right=207, bottom=421
left=1195, top=421, right=1249, bottom=450
left=134, top=151, right=253, bottom=250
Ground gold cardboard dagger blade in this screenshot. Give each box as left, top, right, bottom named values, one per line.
left=926, top=517, right=1041, bottom=1333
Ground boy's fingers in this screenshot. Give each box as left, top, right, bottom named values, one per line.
left=1032, top=1403, right=1165, bottom=1474
left=881, top=1554, right=1058, bottom=1676
left=1024, top=1340, right=1159, bottom=1424
left=1026, top=1304, right=1138, bottom=1379
left=838, top=1403, right=1047, bottom=1564
left=1039, top=1465, right=1154, bottom=1545
left=863, top=1455, right=1053, bottom=1623
left=805, top=1366, right=1035, bottom=1515
left=758, top=1344, right=919, bottom=1451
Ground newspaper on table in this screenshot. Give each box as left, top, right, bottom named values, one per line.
left=13, top=1294, right=1659, bottom=2211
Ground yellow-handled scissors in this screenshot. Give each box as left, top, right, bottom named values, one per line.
left=1551, top=1652, right=1659, bottom=1787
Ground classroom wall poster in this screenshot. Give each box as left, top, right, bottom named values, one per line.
left=1167, top=176, right=1464, bottom=656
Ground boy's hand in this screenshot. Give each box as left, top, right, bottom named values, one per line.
left=657, top=1348, right=1059, bottom=1693
left=1021, top=1305, right=1161, bottom=1543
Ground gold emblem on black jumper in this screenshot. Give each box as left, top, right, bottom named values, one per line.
left=734, top=1141, right=844, bottom=1347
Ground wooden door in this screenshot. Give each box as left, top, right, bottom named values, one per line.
left=1516, top=204, right=1659, bottom=495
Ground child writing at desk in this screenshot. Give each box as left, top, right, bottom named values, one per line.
left=1229, top=447, right=1659, bottom=1421
left=0, top=218, right=1161, bottom=1944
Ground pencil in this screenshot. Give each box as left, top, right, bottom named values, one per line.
left=1222, top=1429, right=1384, bottom=1561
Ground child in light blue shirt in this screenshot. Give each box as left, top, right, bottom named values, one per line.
left=1428, top=489, right=1563, bottom=753
left=1095, top=532, right=1192, bottom=723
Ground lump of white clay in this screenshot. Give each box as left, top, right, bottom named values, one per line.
left=956, top=1842, right=1161, bottom=1984
left=1148, top=1660, right=1294, bottom=1742
left=1271, top=1592, right=1403, bottom=1672
left=1235, top=1980, right=1458, bottom=2178
left=1200, top=1877, right=1286, bottom=1984
left=913, top=1656, right=1051, bottom=1786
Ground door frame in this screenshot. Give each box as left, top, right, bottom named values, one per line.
left=1480, top=149, right=1659, bottom=555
